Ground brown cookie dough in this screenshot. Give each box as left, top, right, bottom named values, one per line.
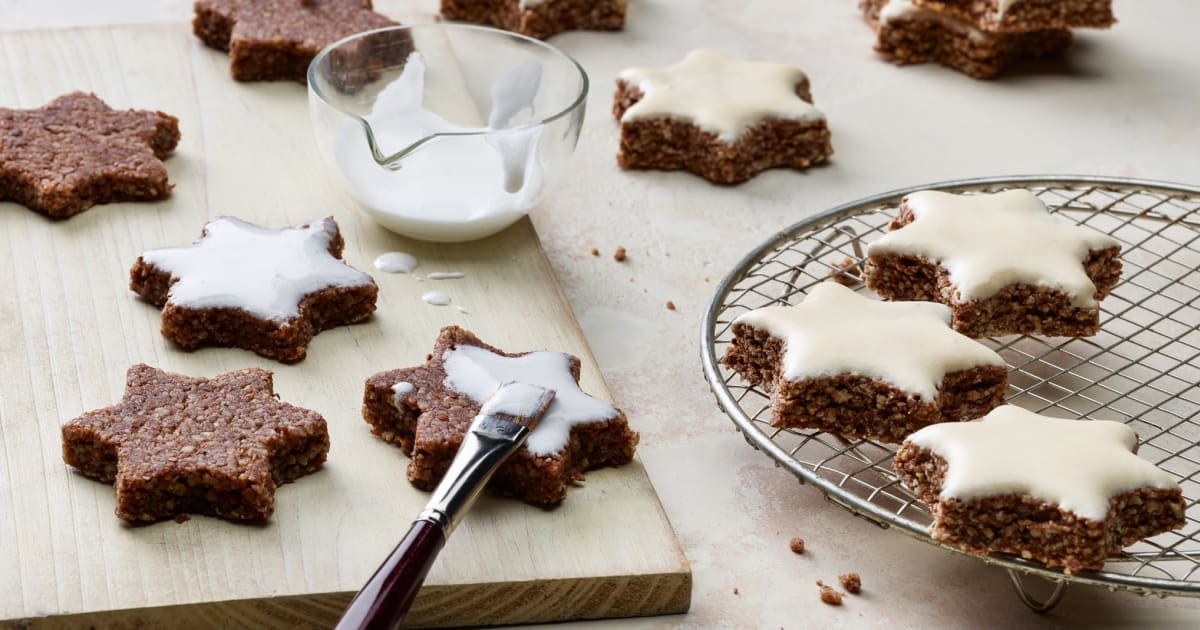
left=62, top=364, right=330, bottom=523
left=0, top=92, right=179, bottom=219
left=441, top=0, right=626, bottom=40
left=363, top=326, right=639, bottom=504
left=130, top=216, right=378, bottom=363
left=194, top=0, right=398, bottom=83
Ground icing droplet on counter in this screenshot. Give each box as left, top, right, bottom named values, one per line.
left=456, top=306, right=470, bottom=315
left=442, top=344, right=619, bottom=456
left=426, top=272, right=466, bottom=280
left=374, top=252, right=418, bottom=273
left=422, top=291, right=451, bottom=306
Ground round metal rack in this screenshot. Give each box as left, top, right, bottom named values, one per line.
left=700, top=176, right=1200, bottom=612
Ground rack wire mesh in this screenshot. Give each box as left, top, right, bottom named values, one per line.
left=700, top=176, right=1200, bottom=610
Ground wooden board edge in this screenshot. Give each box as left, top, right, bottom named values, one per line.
left=12, top=570, right=692, bottom=629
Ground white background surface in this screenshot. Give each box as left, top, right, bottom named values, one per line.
left=4, top=1, right=1200, bottom=627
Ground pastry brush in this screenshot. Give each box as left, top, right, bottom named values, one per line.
left=336, top=382, right=556, bottom=630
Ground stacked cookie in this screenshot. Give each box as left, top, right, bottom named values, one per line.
left=860, top=0, right=1115, bottom=78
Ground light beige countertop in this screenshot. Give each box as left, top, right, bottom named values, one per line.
left=5, top=1, right=1200, bottom=628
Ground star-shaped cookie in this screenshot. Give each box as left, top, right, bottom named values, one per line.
left=194, top=0, right=397, bottom=83
left=864, top=189, right=1123, bottom=337
left=363, top=326, right=639, bottom=504
left=130, top=216, right=378, bottom=363
left=0, top=92, right=180, bottom=219
left=613, top=49, right=833, bottom=183
left=440, top=0, right=627, bottom=40
left=723, top=282, right=1007, bottom=442
left=62, top=364, right=330, bottom=522
left=896, top=405, right=1186, bottom=574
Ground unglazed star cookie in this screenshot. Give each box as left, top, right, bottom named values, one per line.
left=193, top=0, right=397, bottom=82
left=0, top=92, right=180, bottom=219
left=613, top=49, right=833, bottom=184
left=130, top=216, right=378, bottom=363
left=895, top=405, right=1185, bottom=574
left=911, top=0, right=1115, bottom=33
left=860, top=0, right=1073, bottom=79
left=863, top=189, right=1122, bottom=338
left=441, top=0, right=626, bottom=40
left=363, top=326, right=639, bottom=504
left=62, top=364, right=330, bottom=522
left=722, top=282, right=1007, bottom=443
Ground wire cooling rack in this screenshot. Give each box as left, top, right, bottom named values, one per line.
left=701, top=176, right=1200, bottom=612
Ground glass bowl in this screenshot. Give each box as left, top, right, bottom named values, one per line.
left=307, top=24, right=588, bottom=242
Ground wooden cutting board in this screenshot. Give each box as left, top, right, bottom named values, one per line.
left=0, top=22, right=690, bottom=628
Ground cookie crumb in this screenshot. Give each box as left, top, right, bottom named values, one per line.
left=817, top=582, right=843, bottom=606
left=732, top=586, right=739, bottom=595
left=838, top=573, right=861, bottom=594
left=614, top=246, right=627, bottom=262
left=666, top=301, right=676, bottom=311
left=173, top=513, right=191, bottom=524
left=590, top=247, right=600, bottom=257
left=789, top=537, right=805, bottom=554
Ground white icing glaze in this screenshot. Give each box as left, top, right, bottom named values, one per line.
left=140, top=217, right=374, bottom=321
left=426, top=272, right=466, bottom=280
left=374, top=251, right=418, bottom=273
left=478, top=382, right=554, bottom=421
left=456, top=306, right=470, bottom=315
left=733, top=282, right=1004, bottom=400
left=998, top=0, right=1019, bottom=17
left=618, top=49, right=823, bottom=142
left=334, top=52, right=543, bottom=242
left=867, top=190, right=1120, bottom=308
left=907, top=406, right=1179, bottom=522
left=392, top=381, right=414, bottom=406
left=422, top=291, right=451, bottom=306
left=442, top=344, right=619, bottom=456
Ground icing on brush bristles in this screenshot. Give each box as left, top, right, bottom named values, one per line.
left=442, top=344, right=620, bottom=456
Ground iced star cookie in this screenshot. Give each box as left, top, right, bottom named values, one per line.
left=363, top=326, right=639, bottom=504
left=0, top=92, right=180, bottom=219
left=441, top=0, right=626, bottom=40
left=613, top=49, right=833, bottom=184
left=722, top=282, right=1007, bottom=443
left=895, top=406, right=1185, bottom=575
left=861, top=0, right=1073, bottom=79
left=911, top=0, right=1115, bottom=33
left=863, top=189, right=1122, bottom=338
left=193, top=0, right=397, bottom=83
left=130, top=216, right=378, bottom=363
left=62, top=364, right=330, bottom=522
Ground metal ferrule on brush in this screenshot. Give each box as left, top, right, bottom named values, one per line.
left=416, top=383, right=554, bottom=537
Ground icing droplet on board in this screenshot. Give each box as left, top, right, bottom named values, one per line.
left=426, top=272, right=466, bottom=280
left=374, top=252, right=418, bottom=273
left=422, top=291, right=451, bottom=306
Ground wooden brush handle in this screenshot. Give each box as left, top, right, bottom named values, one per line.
left=336, top=520, right=446, bottom=630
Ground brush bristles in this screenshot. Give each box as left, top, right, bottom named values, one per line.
left=478, top=382, right=556, bottom=428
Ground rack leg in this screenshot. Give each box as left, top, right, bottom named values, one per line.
left=1006, top=569, right=1067, bottom=613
